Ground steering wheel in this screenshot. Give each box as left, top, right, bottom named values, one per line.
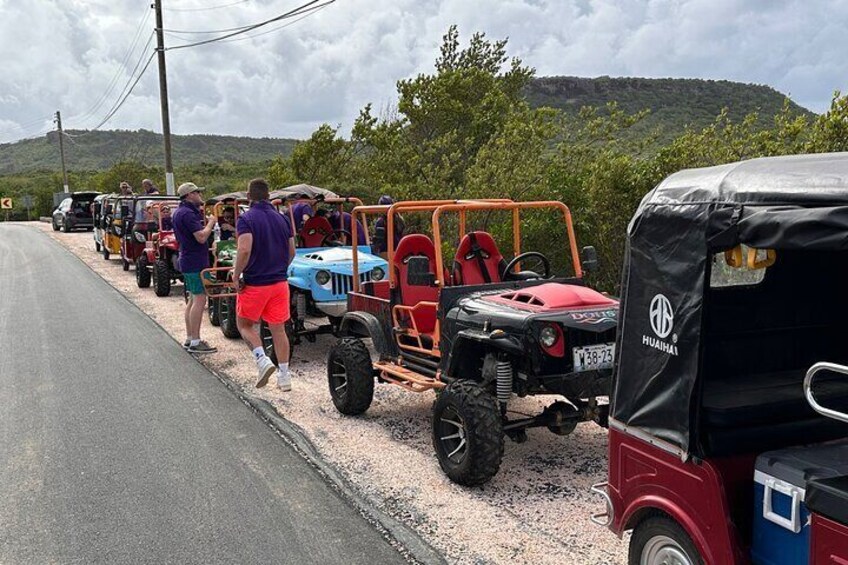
left=501, top=252, right=551, bottom=280
left=321, top=229, right=351, bottom=247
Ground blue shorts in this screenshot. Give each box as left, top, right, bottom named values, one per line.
left=184, top=271, right=204, bottom=295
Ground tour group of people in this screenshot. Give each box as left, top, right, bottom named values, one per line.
left=115, top=177, right=402, bottom=394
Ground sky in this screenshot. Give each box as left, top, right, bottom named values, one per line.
left=0, top=0, right=846, bottom=144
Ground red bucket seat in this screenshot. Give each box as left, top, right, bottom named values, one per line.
left=452, top=231, right=506, bottom=285
left=299, top=216, right=333, bottom=247
left=393, top=234, right=439, bottom=334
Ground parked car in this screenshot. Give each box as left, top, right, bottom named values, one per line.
left=592, top=152, right=848, bottom=565
left=52, top=191, right=100, bottom=232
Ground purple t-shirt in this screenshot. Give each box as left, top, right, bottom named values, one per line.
left=172, top=200, right=209, bottom=274
left=236, top=200, right=293, bottom=286
left=291, top=202, right=314, bottom=231
left=330, top=211, right=366, bottom=245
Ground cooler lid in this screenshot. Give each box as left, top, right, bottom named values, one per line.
left=806, top=476, right=848, bottom=525
left=755, top=439, right=848, bottom=487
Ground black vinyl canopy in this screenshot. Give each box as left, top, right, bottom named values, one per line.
left=611, top=152, right=848, bottom=454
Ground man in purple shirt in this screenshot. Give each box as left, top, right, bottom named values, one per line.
left=172, top=182, right=217, bottom=354
left=232, top=178, right=296, bottom=390
left=328, top=209, right=366, bottom=246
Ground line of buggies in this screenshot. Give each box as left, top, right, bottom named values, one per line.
left=87, top=153, right=848, bottom=565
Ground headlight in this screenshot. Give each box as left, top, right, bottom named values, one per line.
left=539, top=325, right=559, bottom=348
left=315, top=270, right=331, bottom=285
left=371, top=266, right=385, bottom=281
left=134, top=232, right=146, bottom=243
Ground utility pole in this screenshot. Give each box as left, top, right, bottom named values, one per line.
left=153, top=0, right=175, bottom=195
left=54, top=111, right=70, bottom=193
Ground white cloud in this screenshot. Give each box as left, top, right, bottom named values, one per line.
left=0, top=0, right=845, bottom=144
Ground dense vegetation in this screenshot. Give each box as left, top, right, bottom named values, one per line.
left=0, top=130, right=296, bottom=174
left=526, top=76, right=812, bottom=146
left=2, top=27, right=845, bottom=294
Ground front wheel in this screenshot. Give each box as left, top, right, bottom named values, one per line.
left=208, top=297, right=220, bottom=326
left=122, top=257, right=130, bottom=271
left=62, top=220, right=70, bottom=233
left=432, top=380, right=504, bottom=486
left=260, top=320, right=296, bottom=366
left=629, top=516, right=702, bottom=565
left=95, top=241, right=101, bottom=252
left=327, top=338, right=374, bottom=415
left=153, top=259, right=171, bottom=297
left=136, top=254, right=151, bottom=288
left=219, top=295, right=240, bottom=338
left=52, top=219, right=60, bottom=231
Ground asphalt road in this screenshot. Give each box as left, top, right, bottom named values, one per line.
left=0, top=225, right=409, bottom=564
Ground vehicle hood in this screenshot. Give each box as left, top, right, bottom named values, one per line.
left=291, top=246, right=386, bottom=275
left=474, top=282, right=619, bottom=332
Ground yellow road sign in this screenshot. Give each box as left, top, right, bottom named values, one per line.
left=0, top=198, right=11, bottom=209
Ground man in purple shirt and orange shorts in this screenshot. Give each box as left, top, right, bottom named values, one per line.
left=232, top=178, right=296, bottom=390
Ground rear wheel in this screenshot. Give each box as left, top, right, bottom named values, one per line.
left=153, top=259, right=171, bottom=297
left=432, top=380, right=504, bottom=486
left=62, top=220, right=70, bottom=233
left=629, top=516, right=702, bottom=565
left=219, top=296, right=240, bottom=338
left=136, top=255, right=151, bottom=288
left=327, top=338, right=374, bottom=415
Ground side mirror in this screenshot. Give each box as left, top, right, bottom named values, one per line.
left=406, top=256, right=436, bottom=286
left=581, top=246, right=599, bottom=274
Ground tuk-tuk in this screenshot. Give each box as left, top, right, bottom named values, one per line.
left=100, top=194, right=125, bottom=261
left=91, top=193, right=113, bottom=253
left=593, top=152, right=848, bottom=564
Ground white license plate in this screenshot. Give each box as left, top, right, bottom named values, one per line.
left=573, top=343, right=615, bottom=372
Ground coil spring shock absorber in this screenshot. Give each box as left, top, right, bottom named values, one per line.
left=496, top=356, right=513, bottom=413
left=295, top=292, right=306, bottom=325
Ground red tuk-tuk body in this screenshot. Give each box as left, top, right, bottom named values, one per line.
left=596, top=153, right=848, bottom=565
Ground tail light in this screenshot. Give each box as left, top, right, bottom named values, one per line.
left=539, top=323, right=565, bottom=357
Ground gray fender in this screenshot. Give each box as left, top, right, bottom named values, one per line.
left=339, top=311, right=394, bottom=360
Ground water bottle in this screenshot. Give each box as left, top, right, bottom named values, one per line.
left=213, top=221, right=221, bottom=242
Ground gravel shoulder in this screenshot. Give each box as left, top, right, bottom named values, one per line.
left=39, top=223, right=626, bottom=565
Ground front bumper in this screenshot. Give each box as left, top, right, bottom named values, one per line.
left=314, top=300, right=347, bottom=318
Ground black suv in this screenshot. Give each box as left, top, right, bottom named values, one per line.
left=52, top=192, right=100, bottom=232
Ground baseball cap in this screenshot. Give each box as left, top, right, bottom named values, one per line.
left=177, top=182, right=205, bottom=197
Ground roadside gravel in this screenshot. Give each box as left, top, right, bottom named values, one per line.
left=39, top=224, right=626, bottom=565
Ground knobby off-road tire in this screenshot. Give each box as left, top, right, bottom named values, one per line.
left=208, top=297, right=220, bottom=326
left=327, top=338, right=374, bottom=415
left=219, top=296, right=240, bottom=338
left=136, top=254, right=151, bottom=288
left=153, top=259, right=171, bottom=297
left=629, top=515, right=702, bottom=565
left=432, top=380, right=504, bottom=486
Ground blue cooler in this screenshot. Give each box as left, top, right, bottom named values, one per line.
left=752, top=441, right=848, bottom=565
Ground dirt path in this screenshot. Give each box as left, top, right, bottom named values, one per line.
left=39, top=223, right=625, bottom=565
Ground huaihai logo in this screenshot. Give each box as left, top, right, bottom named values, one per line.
left=643, top=293, right=678, bottom=356
left=649, top=294, right=673, bottom=338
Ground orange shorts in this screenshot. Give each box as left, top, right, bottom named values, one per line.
left=236, top=280, right=290, bottom=325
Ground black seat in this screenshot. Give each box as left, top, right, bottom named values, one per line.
left=700, top=370, right=848, bottom=455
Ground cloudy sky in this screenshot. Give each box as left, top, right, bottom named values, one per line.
left=1, top=0, right=846, bottom=144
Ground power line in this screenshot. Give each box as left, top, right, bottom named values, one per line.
left=165, top=0, right=332, bottom=51
left=217, top=4, right=329, bottom=43
left=165, top=0, right=250, bottom=12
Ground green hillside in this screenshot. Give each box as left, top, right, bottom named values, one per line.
left=0, top=129, right=297, bottom=174
left=525, top=76, right=814, bottom=143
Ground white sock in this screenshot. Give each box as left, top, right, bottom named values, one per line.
left=277, top=362, right=289, bottom=378
left=190, top=339, right=200, bottom=347
left=252, top=347, right=266, bottom=361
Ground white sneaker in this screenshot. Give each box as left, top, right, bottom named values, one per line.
left=276, top=370, right=292, bottom=392
left=255, top=356, right=276, bottom=388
